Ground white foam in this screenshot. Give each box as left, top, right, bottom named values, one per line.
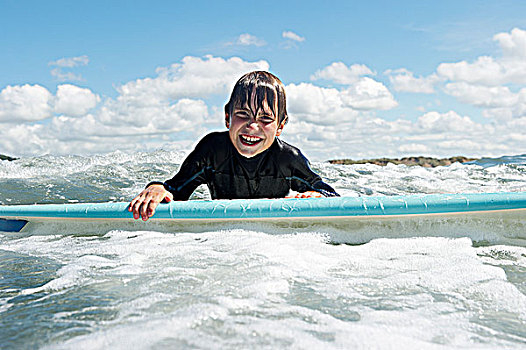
left=313, top=161, right=526, bottom=196
left=2, top=231, right=522, bottom=349
left=2, top=152, right=526, bottom=348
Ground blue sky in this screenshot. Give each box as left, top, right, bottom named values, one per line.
left=2, top=0, right=526, bottom=159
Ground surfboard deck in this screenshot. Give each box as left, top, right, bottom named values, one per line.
left=1, top=192, right=525, bottom=246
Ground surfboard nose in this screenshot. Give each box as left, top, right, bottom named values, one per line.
left=0, top=218, right=28, bottom=232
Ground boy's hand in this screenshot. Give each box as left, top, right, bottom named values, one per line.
left=286, top=191, right=323, bottom=199
left=128, top=185, right=174, bottom=221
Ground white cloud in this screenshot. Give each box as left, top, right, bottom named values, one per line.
left=416, top=111, right=476, bottom=132
left=50, top=68, right=83, bottom=82
left=444, top=82, right=523, bottom=108
left=280, top=108, right=524, bottom=160
left=286, top=78, right=397, bottom=125
left=437, top=56, right=508, bottom=86
left=494, top=27, right=526, bottom=59
left=398, top=143, right=430, bottom=153
left=286, top=83, right=358, bottom=125
left=119, top=55, right=269, bottom=103
left=49, top=55, right=89, bottom=82
left=0, top=84, right=53, bottom=123
left=311, top=62, right=374, bottom=85
left=340, top=78, right=398, bottom=110
left=0, top=56, right=269, bottom=156
left=49, top=55, right=89, bottom=68
left=236, top=33, right=266, bottom=47
left=0, top=123, right=50, bottom=154
left=308, top=63, right=396, bottom=110
left=0, top=84, right=100, bottom=123
left=54, top=84, right=100, bottom=117
left=3, top=46, right=526, bottom=160
left=437, top=28, right=526, bottom=86
left=410, top=27, right=526, bottom=129
left=282, top=31, right=305, bottom=42
left=385, top=68, right=441, bottom=93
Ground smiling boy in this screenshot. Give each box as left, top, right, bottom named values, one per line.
left=129, top=71, right=339, bottom=221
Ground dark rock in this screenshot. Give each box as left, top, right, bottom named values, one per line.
left=0, top=154, right=18, bottom=161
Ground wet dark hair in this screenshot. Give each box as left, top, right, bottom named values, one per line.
left=225, top=71, right=288, bottom=125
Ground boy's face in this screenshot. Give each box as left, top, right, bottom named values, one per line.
left=226, top=90, right=285, bottom=158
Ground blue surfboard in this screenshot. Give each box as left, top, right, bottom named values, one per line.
left=1, top=192, right=525, bottom=245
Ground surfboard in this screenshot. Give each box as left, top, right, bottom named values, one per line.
left=1, top=192, right=525, bottom=246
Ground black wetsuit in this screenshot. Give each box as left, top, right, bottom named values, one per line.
left=150, top=131, right=339, bottom=200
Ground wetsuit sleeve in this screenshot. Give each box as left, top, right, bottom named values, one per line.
left=289, top=152, right=340, bottom=197
left=154, top=137, right=211, bottom=200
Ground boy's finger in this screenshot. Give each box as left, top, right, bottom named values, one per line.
left=128, top=196, right=139, bottom=211
left=147, top=204, right=156, bottom=217
left=139, top=201, right=149, bottom=219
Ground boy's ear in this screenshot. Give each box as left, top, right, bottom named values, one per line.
left=225, top=113, right=230, bottom=129
left=275, top=119, right=286, bottom=137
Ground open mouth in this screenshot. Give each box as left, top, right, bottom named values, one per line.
left=239, top=134, right=263, bottom=146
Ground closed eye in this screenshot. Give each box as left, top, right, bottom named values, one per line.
left=258, top=116, right=275, bottom=124
left=236, top=112, right=250, bottom=119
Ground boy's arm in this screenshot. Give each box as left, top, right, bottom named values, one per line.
left=129, top=136, right=211, bottom=220
left=162, top=151, right=209, bottom=200
left=289, top=152, right=340, bottom=197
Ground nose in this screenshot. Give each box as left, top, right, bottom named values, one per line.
left=246, top=118, right=259, bottom=129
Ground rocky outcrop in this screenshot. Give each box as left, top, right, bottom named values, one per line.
left=0, top=154, right=18, bottom=161
left=328, top=156, right=478, bottom=167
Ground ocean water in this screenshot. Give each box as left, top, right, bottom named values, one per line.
left=1, top=152, right=526, bottom=349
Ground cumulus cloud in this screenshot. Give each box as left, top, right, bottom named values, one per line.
left=235, top=33, right=266, bottom=47
left=493, top=28, right=526, bottom=59
left=0, top=84, right=99, bottom=123
left=0, top=56, right=269, bottom=156
left=306, top=62, right=396, bottom=111
left=385, top=27, right=526, bottom=132
left=54, top=84, right=100, bottom=117
left=385, top=68, right=441, bottom=93
left=119, top=55, right=269, bottom=103
left=286, top=78, right=397, bottom=126
left=282, top=31, right=305, bottom=42
left=425, top=28, right=526, bottom=124
left=311, top=62, right=374, bottom=85
left=0, top=84, right=53, bottom=123
left=3, top=43, right=526, bottom=159
left=340, top=78, right=398, bottom=110
left=286, top=83, right=358, bottom=125
left=281, top=108, right=523, bottom=160
left=444, top=82, right=524, bottom=109
left=416, top=111, right=476, bottom=132
left=437, top=28, right=526, bottom=86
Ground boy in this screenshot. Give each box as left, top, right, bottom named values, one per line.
left=129, top=71, right=339, bottom=221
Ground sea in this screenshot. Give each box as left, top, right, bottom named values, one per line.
left=1, top=151, right=525, bottom=349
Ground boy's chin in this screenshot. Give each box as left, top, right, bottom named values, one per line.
left=234, top=144, right=266, bottom=158
left=236, top=148, right=262, bottom=158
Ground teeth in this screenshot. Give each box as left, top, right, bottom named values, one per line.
left=241, top=135, right=261, bottom=143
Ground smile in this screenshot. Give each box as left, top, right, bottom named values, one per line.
left=239, top=134, right=263, bottom=146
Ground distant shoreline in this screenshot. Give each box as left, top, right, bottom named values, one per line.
left=1, top=154, right=479, bottom=167
left=0, top=154, right=480, bottom=168
left=328, top=156, right=478, bottom=167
